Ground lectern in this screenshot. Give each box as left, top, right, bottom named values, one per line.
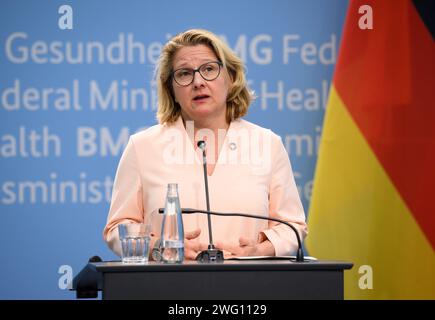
left=74, top=259, right=353, bottom=300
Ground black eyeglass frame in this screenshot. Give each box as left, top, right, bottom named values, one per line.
left=171, top=61, right=223, bottom=86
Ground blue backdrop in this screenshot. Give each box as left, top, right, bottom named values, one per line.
left=0, top=0, right=348, bottom=299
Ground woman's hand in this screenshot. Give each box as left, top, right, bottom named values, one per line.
left=184, top=228, right=208, bottom=260
left=215, top=237, right=275, bottom=258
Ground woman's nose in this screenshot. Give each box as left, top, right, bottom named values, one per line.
left=192, top=70, right=206, bottom=88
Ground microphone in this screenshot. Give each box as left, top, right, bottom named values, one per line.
left=158, top=208, right=305, bottom=262
left=194, top=140, right=224, bottom=262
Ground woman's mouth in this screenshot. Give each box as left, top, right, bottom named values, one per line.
left=193, top=94, right=210, bottom=102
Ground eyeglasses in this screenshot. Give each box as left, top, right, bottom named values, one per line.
left=171, top=61, right=223, bottom=86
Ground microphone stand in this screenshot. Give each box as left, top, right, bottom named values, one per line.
left=158, top=208, right=305, bottom=262
left=195, top=140, right=224, bottom=262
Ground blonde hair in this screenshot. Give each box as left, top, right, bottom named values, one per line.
left=156, top=29, right=254, bottom=124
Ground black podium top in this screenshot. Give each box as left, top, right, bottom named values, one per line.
left=91, top=259, right=353, bottom=273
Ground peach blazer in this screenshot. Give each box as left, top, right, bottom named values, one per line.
left=103, top=116, right=307, bottom=257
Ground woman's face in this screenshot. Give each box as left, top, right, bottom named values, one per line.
left=171, top=44, right=232, bottom=125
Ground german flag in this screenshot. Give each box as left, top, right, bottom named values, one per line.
left=307, top=0, right=435, bottom=299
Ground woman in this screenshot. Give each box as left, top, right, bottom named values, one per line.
left=103, top=29, right=307, bottom=260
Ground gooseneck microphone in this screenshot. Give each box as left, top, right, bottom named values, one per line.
left=157, top=208, right=305, bottom=262
left=194, top=140, right=224, bottom=262
left=182, top=208, right=304, bottom=262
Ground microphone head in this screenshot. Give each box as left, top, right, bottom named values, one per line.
left=197, top=140, right=206, bottom=150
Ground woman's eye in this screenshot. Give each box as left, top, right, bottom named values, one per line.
left=178, top=70, right=191, bottom=77
left=203, top=65, right=215, bottom=73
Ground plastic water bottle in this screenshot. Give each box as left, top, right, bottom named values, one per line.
left=160, top=183, right=184, bottom=263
